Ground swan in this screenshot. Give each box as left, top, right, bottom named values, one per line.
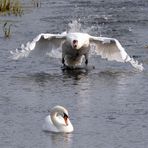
left=10, top=32, right=144, bottom=71
left=42, top=105, right=74, bottom=133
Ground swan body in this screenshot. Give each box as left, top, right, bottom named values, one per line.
left=42, top=105, right=74, bottom=133
left=11, top=32, right=144, bottom=71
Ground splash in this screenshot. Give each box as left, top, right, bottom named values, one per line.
left=10, top=43, right=31, bottom=60
left=67, top=20, right=82, bottom=33
left=127, top=58, right=144, bottom=71
left=10, top=20, right=144, bottom=71
left=67, top=19, right=100, bottom=35
left=10, top=20, right=84, bottom=60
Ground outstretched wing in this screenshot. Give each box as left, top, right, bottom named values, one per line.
left=10, top=33, right=66, bottom=60
left=89, top=35, right=144, bottom=71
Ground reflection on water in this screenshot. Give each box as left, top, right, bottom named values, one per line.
left=25, top=66, right=93, bottom=85
left=27, top=72, right=59, bottom=85
left=62, top=69, right=88, bottom=81
left=46, top=133, right=73, bottom=148
left=61, top=65, right=95, bottom=80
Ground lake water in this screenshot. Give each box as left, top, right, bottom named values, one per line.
left=0, top=0, right=148, bottom=148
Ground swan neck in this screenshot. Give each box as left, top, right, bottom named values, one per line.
left=51, top=111, right=58, bottom=126
left=51, top=111, right=64, bottom=129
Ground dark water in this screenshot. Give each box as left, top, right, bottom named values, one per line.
left=0, top=0, right=148, bottom=148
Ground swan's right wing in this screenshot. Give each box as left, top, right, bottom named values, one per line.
left=10, top=33, right=66, bottom=60
left=42, top=115, right=58, bottom=132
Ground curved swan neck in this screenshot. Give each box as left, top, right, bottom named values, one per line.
left=50, top=111, right=59, bottom=127
left=47, top=106, right=74, bottom=133
left=50, top=106, right=69, bottom=128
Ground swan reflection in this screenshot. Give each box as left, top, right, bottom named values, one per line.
left=50, top=133, right=73, bottom=148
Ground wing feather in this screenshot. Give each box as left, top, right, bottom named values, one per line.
left=10, top=33, right=66, bottom=60
left=89, top=35, right=144, bottom=71
left=42, top=115, right=58, bottom=132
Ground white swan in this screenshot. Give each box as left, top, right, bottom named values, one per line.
left=42, top=105, right=74, bottom=133
left=11, top=32, right=144, bottom=71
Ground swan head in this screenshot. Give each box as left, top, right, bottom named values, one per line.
left=67, top=33, right=90, bottom=50
left=51, top=105, right=69, bottom=126
left=72, top=39, right=78, bottom=49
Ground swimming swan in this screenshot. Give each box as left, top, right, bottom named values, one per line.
left=11, top=32, right=144, bottom=71
left=42, top=105, right=74, bottom=133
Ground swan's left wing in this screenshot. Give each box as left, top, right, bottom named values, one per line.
left=42, top=115, right=58, bottom=132
left=10, top=33, right=66, bottom=60
left=89, top=35, right=144, bottom=71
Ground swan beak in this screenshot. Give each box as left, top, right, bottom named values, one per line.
left=64, top=113, right=68, bottom=126
left=73, top=40, right=78, bottom=49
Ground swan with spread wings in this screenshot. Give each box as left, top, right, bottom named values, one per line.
left=11, top=32, right=144, bottom=71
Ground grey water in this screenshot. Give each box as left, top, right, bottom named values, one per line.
left=0, top=0, right=148, bottom=148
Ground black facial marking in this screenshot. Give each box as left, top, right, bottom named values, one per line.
left=64, top=113, right=68, bottom=118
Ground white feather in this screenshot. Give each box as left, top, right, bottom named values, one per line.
left=10, top=32, right=144, bottom=71
left=10, top=33, right=66, bottom=60
left=42, top=106, right=74, bottom=133
left=89, top=35, right=144, bottom=71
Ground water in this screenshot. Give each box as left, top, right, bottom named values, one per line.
left=0, top=0, right=148, bottom=148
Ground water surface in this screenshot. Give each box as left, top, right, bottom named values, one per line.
left=0, top=0, right=148, bottom=148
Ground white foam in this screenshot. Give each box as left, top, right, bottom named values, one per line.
left=128, top=58, right=144, bottom=71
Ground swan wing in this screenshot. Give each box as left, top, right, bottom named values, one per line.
left=10, top=33, right=66, bottom=60
left=89, top=35, right=144, bottom=71
left=42, top=115, right=58, bottom=132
